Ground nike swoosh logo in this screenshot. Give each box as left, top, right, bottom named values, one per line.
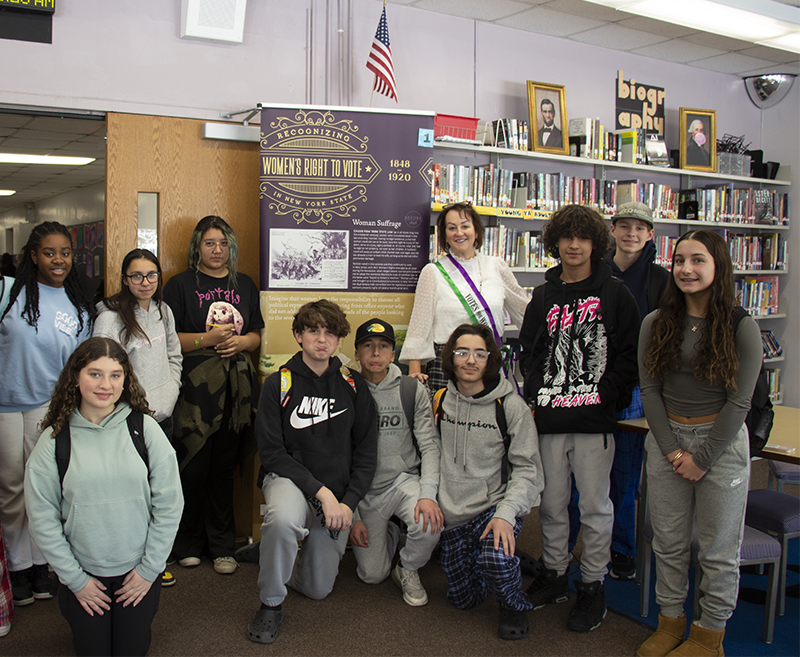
left=290, top=406, right=347, bottom=430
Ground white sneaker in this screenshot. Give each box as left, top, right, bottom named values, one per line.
left=178, top=556, right=201, bottom=568
left=392, top=563, right=428, bottom=606
left=0, top=623, right=10, bottom=637
left=214, top=556, right=238, bottom=575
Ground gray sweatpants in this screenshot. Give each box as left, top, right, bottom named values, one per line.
left=257, top=474, right=349, bottom=607
left=646, top=420, right=749, bottom=630
left=539, top=432, right=615, bottom=583
left=353, top=472, right=440, bottom=583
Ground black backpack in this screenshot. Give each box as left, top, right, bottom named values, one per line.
left=55, top=411, right=147, bottom=486
left=732, top=306, right=774, bottom=456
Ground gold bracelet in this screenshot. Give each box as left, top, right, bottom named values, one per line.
left=670, top=451, right=684, bottom=464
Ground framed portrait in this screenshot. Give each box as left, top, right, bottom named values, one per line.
left=527, top=81, right=569, bottom=155
left=679, top=108, right=716, bottom=172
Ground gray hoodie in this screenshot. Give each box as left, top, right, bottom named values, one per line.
left=93, top=301, right=182, bottom=421
left=438, top=376, right=543, bottom=529
left=361, top=363, right=440, bottom=502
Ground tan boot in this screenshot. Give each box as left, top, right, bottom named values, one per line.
left=637, top=613, right=687, bottom=657
left=667, top=623, right=725, bottom=657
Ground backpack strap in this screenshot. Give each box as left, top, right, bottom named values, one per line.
left=732, top=305, right=748, bottom=332
left=279, top=368, right=292, bottom=407
left=432, top=388, right=447, bottom=430
left=647, top=263, right=669, bottom=313
left=496, top=394, right=511, bottom=484
left=399, top=375, right=417, bottom=435
left=340, top=366, right=357, bottom=396
left=56, top=410, right=148, bottom=487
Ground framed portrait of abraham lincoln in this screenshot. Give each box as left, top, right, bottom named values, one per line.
left=527, top=81, right=569, bottom=156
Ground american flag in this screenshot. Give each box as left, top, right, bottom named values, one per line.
left=366, top=6, right=397, bottom=101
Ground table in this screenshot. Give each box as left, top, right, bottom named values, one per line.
left=617, top=406, right=799, bottom=465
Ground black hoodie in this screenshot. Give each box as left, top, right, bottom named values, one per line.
left=519, top=257, right=640, bottom=434
left=256, top=352, right=378, bottom=512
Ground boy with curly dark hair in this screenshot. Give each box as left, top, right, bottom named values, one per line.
left=519, top=205, right=640, bottom=633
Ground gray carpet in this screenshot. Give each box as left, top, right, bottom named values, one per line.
left=2, top=508, right=652, bottom=656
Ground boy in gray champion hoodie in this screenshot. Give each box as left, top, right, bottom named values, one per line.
left=436, top=323, right=543, bottom=641
left=349, top=318, right=442, bottom=607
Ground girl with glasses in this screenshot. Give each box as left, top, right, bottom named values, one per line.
left=162, top=216, right=263, bottom=576
left=94, top=249, right=182, bottom=441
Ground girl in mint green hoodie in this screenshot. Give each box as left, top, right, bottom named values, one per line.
left=25, top=337, right=183, bottom=656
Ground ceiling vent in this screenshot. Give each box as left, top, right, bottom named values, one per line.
left=180, top=0, right=247, bottom=44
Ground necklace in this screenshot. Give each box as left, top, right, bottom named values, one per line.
left=689, top=316, right=703, bottom=332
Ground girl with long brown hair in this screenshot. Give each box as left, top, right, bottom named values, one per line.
left=637, top=230, right=761, bottom=657
left=24, top=337, right=182, bottom=656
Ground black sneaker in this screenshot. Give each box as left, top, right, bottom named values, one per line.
left=10, top=569, right=34, bottom=606
left=30, top=564, right=54, bottom=600
left=526, top=563, right=571, bottom=609
left=609, top=551, right=636, bottom=580
left=567, top=580, right=607, bottom=632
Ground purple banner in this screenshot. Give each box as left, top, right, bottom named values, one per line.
left=259, top=105, right=434, bottom=293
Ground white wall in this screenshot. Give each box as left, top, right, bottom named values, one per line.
left=0, top=0, right=796, bottom=405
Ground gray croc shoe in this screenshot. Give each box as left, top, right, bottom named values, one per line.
left=498, top=608, right=529, bottom=641
left=247, top=607, right=283, bottom=644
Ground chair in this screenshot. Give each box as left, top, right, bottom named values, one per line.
left=767, top=460, right=800, bottom=493
left=639, top=518, right=781, bottom=643
left=745, top=488, right=800, bottom=616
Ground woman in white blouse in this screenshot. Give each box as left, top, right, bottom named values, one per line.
left=400, top=202, right=530, bottom=394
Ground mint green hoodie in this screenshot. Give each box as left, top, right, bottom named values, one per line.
left=25, top=402, right=183, bottom=593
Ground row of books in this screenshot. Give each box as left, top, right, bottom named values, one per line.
left=616, top=180, right=678, bottom=219
left=726, top=232, right=786, bottom=271
left=489, top=119, right=530, bottom=151
left=431, top=163, right=516, bottom=208
left=512, top=171, right=620, bottom=215
left=568, top=122, right=669, bottom=166
left=678, top=187, right=790, bottom=225
left=735, top=275, right=781, bottom=316
left=765, top=368, right=781, bottom=403
left=761, top=330, right=783, bottom=359
left=430, top=225, right=559, bottom=269
left=652, top=233, right=786, bottom=272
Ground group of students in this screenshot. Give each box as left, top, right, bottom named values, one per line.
left=0, top=215, right=262, bottom=654
left=0, top=197, right=761, bottom=657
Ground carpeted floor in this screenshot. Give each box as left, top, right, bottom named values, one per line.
left=3, top=461, right=793, bottom=656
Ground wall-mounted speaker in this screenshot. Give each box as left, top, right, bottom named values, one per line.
left=180, top=0, right=248, bottom=44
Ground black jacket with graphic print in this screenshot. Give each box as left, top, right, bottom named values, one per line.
left=256, top=352, right=377, bottom=512
left=519, top=257, right=640, bottom=435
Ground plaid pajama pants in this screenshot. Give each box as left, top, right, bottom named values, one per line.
left=439, top=506, right=533, bottom=611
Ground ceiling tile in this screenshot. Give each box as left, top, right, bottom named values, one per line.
left=543, top=0, right=621, bottom=22
left=740, top=62, right=800, bottom=76
left=494, top=6, right=604, bottom=36
left=25, top=116, right=106, bottom=135
left=737, top=45, right=800, bottom=64
left=683, top=32, right=753, bottom=51
left=569, top=23, right=669, bottom=50
left=631, top=38, right=726, bottom=64
left=615, top=16, right=697, bottom=39
left=0, top=114, right=32, bottom=129
left=406, top=0, right=533, bottom=20
left=688, top=52, right=778, bottom=75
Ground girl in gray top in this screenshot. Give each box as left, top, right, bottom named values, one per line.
left=637, top=230, right=761, bottom=657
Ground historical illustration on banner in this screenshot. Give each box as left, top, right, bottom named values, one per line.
left=258, top=105, right=435, bottom=377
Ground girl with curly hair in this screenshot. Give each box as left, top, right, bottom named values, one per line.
left=24, top=337, right=183, bottom=656
left=637, top=230, right=761, bottom=657
left=163, top=216, right=263, bottom=575
left=0, top=221, right=94, bottom=606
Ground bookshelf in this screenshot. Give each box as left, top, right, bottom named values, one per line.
left=431, top=142, right=792, bottom=402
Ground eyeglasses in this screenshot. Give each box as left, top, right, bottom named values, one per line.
left=202, top=240, right=229, bottom=250
left=125, top=272, right=160, bottom=284
left=453, top=349, right=489, bottom=361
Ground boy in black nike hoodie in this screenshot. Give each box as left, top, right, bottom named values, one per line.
left=247, top=300, right=377, bottom=645
left=519, top=205, right=640, bottom=633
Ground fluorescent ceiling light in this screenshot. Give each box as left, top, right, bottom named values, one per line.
left=0, top=190, right=16, bottom=196
left=583, top=0, right=800, bottom=51
left=758, top=33, right=800, bottom=54
left=0, top=154, right=95, bottom=166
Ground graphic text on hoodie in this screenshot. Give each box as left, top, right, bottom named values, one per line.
left=290, top=396, right=348, bottom=429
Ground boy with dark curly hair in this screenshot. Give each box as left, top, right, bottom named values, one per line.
left=519, top=205, right=640, bottom=633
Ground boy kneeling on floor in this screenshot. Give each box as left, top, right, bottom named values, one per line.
left=435, top=323, right=543, bottom=640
